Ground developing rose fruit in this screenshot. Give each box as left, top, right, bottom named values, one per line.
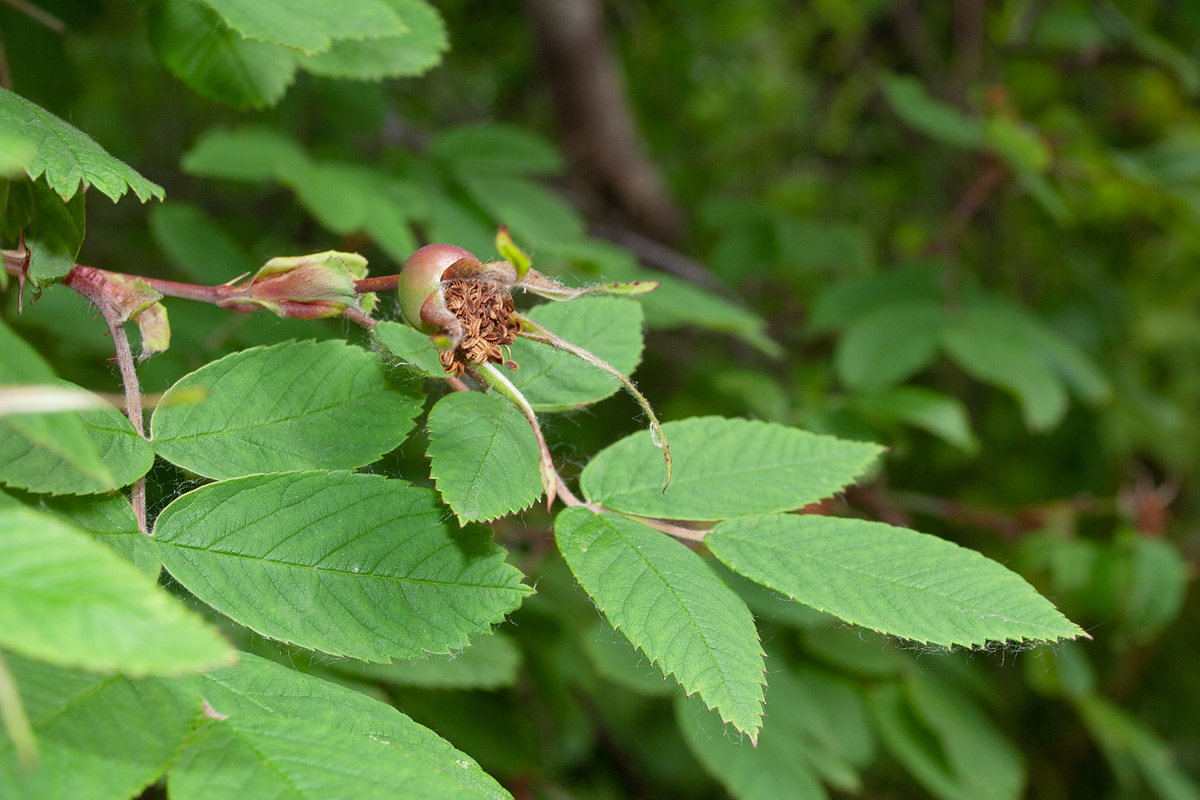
left=399, top=244, right=521, bottom=376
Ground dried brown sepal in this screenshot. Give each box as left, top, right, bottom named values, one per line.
left=437, top=278, right=522, bottom=376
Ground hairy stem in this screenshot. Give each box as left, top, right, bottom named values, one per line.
left=472, top=361, right=559, bottom=511
left=0, top=650, right=37, bottom=770
left=515, top=312, right=671, bottom=490
left=68, top=270, right=151, bottom=536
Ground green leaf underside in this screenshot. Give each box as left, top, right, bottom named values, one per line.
left=152, top=340, right=422, bottom=480
left=0, top=398, right=155, bottom=496
left=148, top=0, right=298, bottom=110
left=426, top=392, right=543, bottom=523
left=0, top=88, right=163, bottom=202
left=178, top=653, right=509, bottom=800
left=201, top=0, right=405, bottom=55
left=300, top=0, right=448, bottom=80
left=675, top=694, right=826, bottom=800
left=154, top=471, right=531, bottom=661
left=0, top=656, right=202, bottom=800
left=509, top=296, right=645, bottom=411
left=581, top=416, right=882, bottom=521
left=0, top=506, right=235, bottom=675
left=374, top=320, right=446, bottom=377
left=555, top=508, right=765, bottom=739
left=332, top=632, right=521, bottom=690
left=708, top=515, right=1085, bottom=647
left=26, top=180, right=85, bottom=287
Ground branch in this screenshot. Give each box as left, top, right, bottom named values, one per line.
left=951, top=0, right=986, bottom=99
left=0, top=22, right=12, bottom=91
left=591, top=221, right=735, bottom=297
left=925, top=154, right=1008, bottom=255
left=891, top=0, right=948, bottom=93
left=67, top=269, right=150, bottom=536
left=522, top=0, right=683, bottom=242
left=2, top=0, right=67, bottom=34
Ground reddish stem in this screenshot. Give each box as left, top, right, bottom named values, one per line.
left=354, top=275, right=400, bottom=293
left=69, top=269, right=150, bottom=535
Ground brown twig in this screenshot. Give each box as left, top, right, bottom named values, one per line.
left=925, top=155, right=1008, bottom=256
left=591, top=221, right=737, bottom=297
left=951, top=0, right=986, bottom=100
left=523, top=0, right=683, bottom=242
left=2, top=0, right=67, bottom=34
left=891, top=0, right=948, bottom=94
left=0, top=22, right=13, bottom=91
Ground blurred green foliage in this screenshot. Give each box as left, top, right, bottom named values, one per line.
left=1, top=0, right=1198, bottom=798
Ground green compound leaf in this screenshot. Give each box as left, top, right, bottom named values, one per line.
left=0, top=655, right=203, bottom=800
left=675, top=693, right=827, bottom=800
left=25, top=179, right=85, bottom=288
left=835, top=302, right=950, bottom=391
left=151, top=340, right=422, bottom=480
left=150, top=202, right=256, bottom=284
left=1077, top=694, right=1200, bottom=800
left=508, top=296, right=645, bottom=411
left=458, top=173, right=586, bottom=247
left=200, top=0, right=405, bottom=55
left=182, top=126, right=309, bottom=182
left=851, top=387, right=979, bottom=453
left=30, top=492, right=161, bottom=578
left=148, top=0, right=298, bottom=110
left=426, top=391, right=543, bottom=523
left=580, top=622, right=676, bottom=697
left=808, top=259, right=943, bottom=334
left=0, top=320, right=112, bottom=493
left=942, top=314, right=1068, bottom=432
left=0, top=88, right=164, bottom=202
left=299, top=0, right=448, bottom=80
left=154, top=471, right=532, bottom=662
left=581, top=416, right=882, bottom=521
left=879, top=74, right=983, bottom=149
left=174, top=653, right=510, bottom=800
left=332, top=633, right=522, bottom=690
left=555, top=508, right=765, bottom=740
left=869, top=673, right=1025, bottom=800
left=432, top=124, right=565, bottom=177
left=708, top=514, right=1085, bottom=647
left=0, top=506, right=235, bottom=675
left=0, top=393, right=155, bottom=496
left=375, top=320, right=446, bottom=377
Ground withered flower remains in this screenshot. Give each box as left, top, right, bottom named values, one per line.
left=437, top=276, right=521, bottom=376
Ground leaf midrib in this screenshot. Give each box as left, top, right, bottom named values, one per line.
left=727, top=534, right=1073, bottom=638
left=160, top=540, right=521, bottom=591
